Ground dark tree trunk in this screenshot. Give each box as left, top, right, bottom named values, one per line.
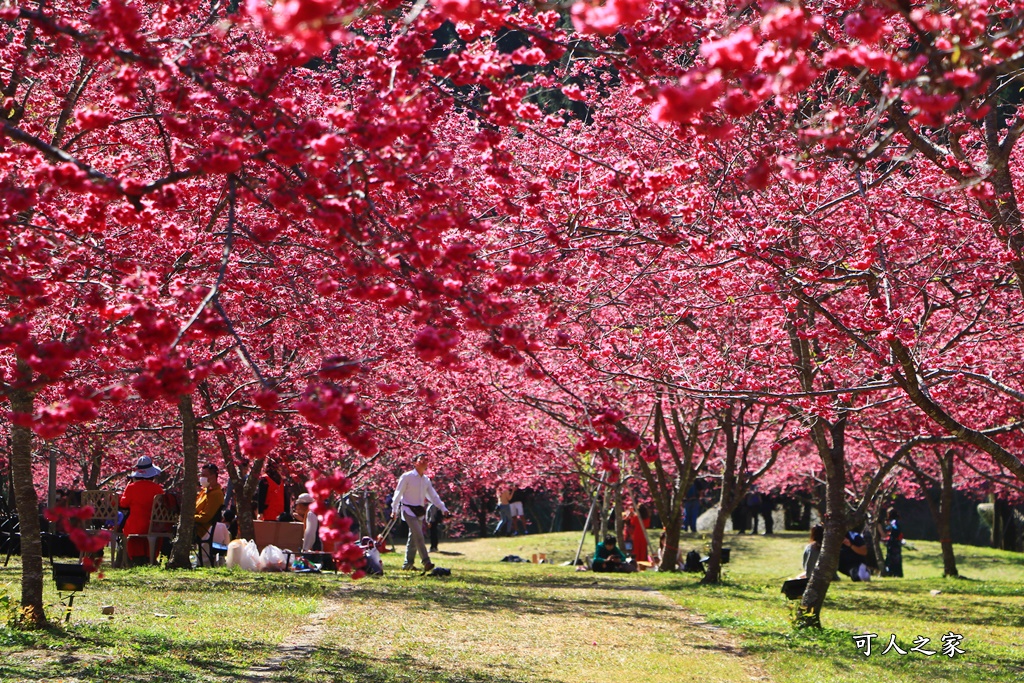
left=198, top=382, right=261, bottom=542
left=938, top=450, right=959, bottom=577
left=659, top=514, right=683, bottom=572
left=235, top=459, right=262, bottom=542
left=84, top=440, right=103, bottom=490
left=639, top=399, right=700, bottom=573
left=909, top=450, right=959, bottom=578
left=365, top=490, right=377, bottom=538
left=167, top=393, right=200, bottom=569
left=703, top=410, right=739, bottom=585
left=797, top=418, right=847, bottom=628
left=10, top=361, right=47, bottom=627
left=613, top=484, right=624, bottom=548
left=472, top=496, right=489, bottom=537
left=703, top=502, right=731, bottom=584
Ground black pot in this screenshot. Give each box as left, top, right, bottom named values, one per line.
left=52, top=563, right=89, bottom=592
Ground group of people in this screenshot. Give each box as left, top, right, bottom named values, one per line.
left=800, top=507, right=905, bottom=581
left=119, top=456, right=226, bottom=565
left=116, top=450, right=453, bottom=572
left=731, top=485, right=777, bottom=535
left=494, top=482, right=528, bottom=536
left=117, top=456, right=324, bottom=566
left=586, top=503, right=653, bottom=573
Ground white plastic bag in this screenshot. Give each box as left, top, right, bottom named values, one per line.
left=239, top=539, right=261, bottom=572
left=260, top=544, right=287, bottom=572
left=225, top=539, right=247, bottom=569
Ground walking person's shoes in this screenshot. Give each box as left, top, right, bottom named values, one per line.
left=422, top=560, right=435, bottom=572
left=402, top=564, right=418, bottom=571
left=429, top=546, right=439, bottom=552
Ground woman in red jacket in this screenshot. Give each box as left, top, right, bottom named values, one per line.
left=624, top=503, right=651, bottom=565
left=119, top=456, right=164, bottom=565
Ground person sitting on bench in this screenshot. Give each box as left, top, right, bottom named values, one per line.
left=195, top=463, right=224, bottom=540
left=293, top=493, right=321, bottom=553
left=592, top=535, right=635, bottom=573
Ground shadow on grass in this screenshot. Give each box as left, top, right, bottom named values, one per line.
left=278, top=645, right=560, bottom=683
left=339, top=566, right=710, bottom=619
left=827, top=593, right=1024, bottom=627
left=91, top=569, right=339, bottom=599
left=341, top=578, right=682, bottom=621
left=0, top=627, right=275, bottom=682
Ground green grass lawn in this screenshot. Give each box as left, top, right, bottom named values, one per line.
left=1, top=530, right=1021, bottom=683
left=657, top=530, right=1024, bottom=683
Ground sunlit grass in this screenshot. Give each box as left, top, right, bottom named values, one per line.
left=1, top=530, right=1021, bottom=683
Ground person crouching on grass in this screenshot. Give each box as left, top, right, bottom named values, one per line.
left=592, top=535, right=636, bottom=573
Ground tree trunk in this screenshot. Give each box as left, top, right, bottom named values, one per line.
left=198, top=382, right=260, bottom=541
left=365, top=490, right=377, bottom=538
left=938, top=450, right=958, bottom=578
left=10, top=363, right=47, bottom=627
left=166, top=393, right=200, bottom=569
left=702, top=502, right=731, bottom=583
left=797, top=419, right=847, bottom=628
left=84, top=440, right=103, bottom=490
left=594, top=481, right=610, bottom=545
left=703, top=410, right=738, bottom=585
left=659, top=513, right=683, bottom=572
left=910, top=451, right=959, bottom=578
left=236, top=455, right=264, bottom=541
left=612, top=484, right=624, bottom=548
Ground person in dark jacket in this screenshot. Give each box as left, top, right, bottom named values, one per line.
left=884, top=507, right=904, bottom=578
left=592, top=535, right=635, bottom=573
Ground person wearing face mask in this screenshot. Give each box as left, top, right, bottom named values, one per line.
left=194, top=463, right=225, bottom=540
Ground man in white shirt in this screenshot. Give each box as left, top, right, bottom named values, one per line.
left=391, top=453, right=448, bottom=571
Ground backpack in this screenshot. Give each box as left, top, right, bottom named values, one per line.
left=683, top=549, right=703, bottom=573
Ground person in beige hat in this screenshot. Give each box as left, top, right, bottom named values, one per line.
left=293, top=493, right=320, bottom=553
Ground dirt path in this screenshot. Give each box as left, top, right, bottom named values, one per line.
left=641, top=587, right=773, bottom=681
left=243, top=595, right=345, bottom=682
left=295, top=579, right=775, bottom=683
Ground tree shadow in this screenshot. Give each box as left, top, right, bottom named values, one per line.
left=277, top=645, right=562, bottom=683
left=331, top=568, right=689, bottom=622
left=0, top=629, right=274, bottom=682
left=336, top=579, right=682, bottom=621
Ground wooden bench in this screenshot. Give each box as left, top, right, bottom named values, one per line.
left=252, top=520, right=336, bottom=573
left=253, top=520, right=304, bottom=553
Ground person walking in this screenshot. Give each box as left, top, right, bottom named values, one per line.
left=883, top=507, right=904, bottom=577
left=426, top=503, right=443, bottom=552
left=510, top=484, right=528, bottom=535
left=495, top=483, right=513, bottom=536
left=391, top=454, right=448, bottom=571
left=683, top=479, right=702, bottom=533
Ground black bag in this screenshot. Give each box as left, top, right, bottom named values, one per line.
left=782, top=577, right=808, bottom=600
left=405, top=504, right=426, bottom=518
left=683, top=550, right=703, bottom=573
